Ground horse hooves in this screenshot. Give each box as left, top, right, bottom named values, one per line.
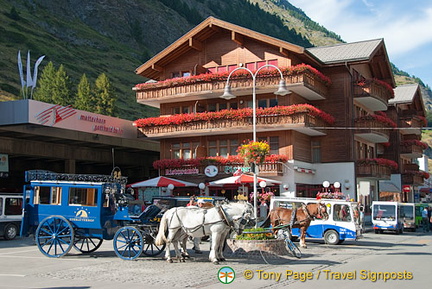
left=213, top=261, right=219, bottom=265
left=167, top=259, right=173, bottom=263
left=218, top=258, right=226, bottom=262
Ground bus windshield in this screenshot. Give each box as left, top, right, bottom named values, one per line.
left=400, top=205, right=414, bottom=219
left=373, top=204, right=396, bottom=221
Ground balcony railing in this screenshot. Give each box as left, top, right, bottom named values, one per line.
left=402, top=163, right=419, bottom=172
left=356, top=162, right=392, bottom=180
left=161, top=162, right=283, bottom=177
left=353, top=80, right=394, bottom=111
left=354, top=118, right=392, bottom=143
left=137, top=112, right=327, bottom=138
left=400, top=144, right=424, bottom=158
left=400, top=118, right=423, bottom=135
left=402, top=174, right=424, bottom=185
left=135, top=70, right=329, bottom=104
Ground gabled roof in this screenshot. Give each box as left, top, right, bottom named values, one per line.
left=135, top=16, right=307, bottom=79
left=306, top=39, right=395, bottom=87
left=390, top=83, right=420, bottom=104
left=135, top=17, right=395, bottom=87
left=306, top=39, right=383, bottom=64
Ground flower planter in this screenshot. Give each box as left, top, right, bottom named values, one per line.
left=226, top=238, right=288, bottom=259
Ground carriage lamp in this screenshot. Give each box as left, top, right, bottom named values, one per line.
left=221, top=64, right=290, bottom=223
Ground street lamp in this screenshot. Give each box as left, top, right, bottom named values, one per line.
left=220, top=64, right=291, bottom=221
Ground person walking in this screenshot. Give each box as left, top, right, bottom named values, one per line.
left=421, top=207, right=429, bottom=232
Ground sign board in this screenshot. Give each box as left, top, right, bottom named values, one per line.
left=359, top=181, right=370, bottom=196
left=204, top=165, right=218, bottom=177
left=0, top=154, right=8, bottom=172
left=402, top=185, right=411, bottom=193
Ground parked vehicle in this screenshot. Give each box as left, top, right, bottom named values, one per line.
left=399, top=203, right=415, bottom=231
left=269, top=197, right=362, bottom=245
left=415, top=203, right=432, bottom=228
left=0, top=193, right=23, bottom=240
left=21, top=170, right=165, bottom=260
left=371, top=201, right=404, bottom=234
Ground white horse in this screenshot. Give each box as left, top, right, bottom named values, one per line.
left=155, top=201, right=254, bottom=264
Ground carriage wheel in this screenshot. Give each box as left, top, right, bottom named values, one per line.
left=35, top=215, right=74, bottom=258
left=113, top=226, right=143, bottom=260
left=141, top=227, right=166, bottom=257
left=73, top=235, right=103, bottom=253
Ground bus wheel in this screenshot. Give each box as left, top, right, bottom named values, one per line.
left=4, top=223, right=18, bottom=240
left=324, top=230, right=339, bottom=245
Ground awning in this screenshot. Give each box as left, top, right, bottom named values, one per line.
left=130, top=176, right=198, bottom=188
left=209, top=173, right=281, bottom=186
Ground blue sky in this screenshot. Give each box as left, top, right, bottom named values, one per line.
left=289, top=0, right=432, bottom=88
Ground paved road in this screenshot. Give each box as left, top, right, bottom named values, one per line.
left=0, top=230, right=431, bottom=288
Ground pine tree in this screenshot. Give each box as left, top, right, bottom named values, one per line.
left=94, top=73, right=116, bottom=116
left=52, top=64, right=72, bottom=106
left=33, top=61, right=57, bottom=103
left=75, top=74, right=93, bottom=111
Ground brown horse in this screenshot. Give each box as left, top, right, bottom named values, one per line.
left=264, top=202, right=328, bottom=248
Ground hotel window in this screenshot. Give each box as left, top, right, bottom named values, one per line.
left=208, top=139, right=239, bottom=157
left=171, top=142, right=198, bottom=159
left=208, top=140, right=217, bottom=157
left=312, top=141, right=321, bottom=163
left=172, top=106, right=191, bottom=115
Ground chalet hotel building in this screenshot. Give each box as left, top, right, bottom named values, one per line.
left=132, top=17, right=427, bottom=206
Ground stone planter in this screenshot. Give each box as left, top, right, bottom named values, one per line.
left=225, top=238, right=288, bottom=259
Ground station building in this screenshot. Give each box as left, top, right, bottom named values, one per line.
left=0, top=99, right=159, bottom=192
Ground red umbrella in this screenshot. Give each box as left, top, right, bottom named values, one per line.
left=130, top=176, right=198, bottom=188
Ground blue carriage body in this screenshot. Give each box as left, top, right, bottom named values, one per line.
left=21, top=171, right=130, bottom=240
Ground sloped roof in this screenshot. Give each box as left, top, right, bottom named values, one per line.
left=306, top=39, right=383, bottom=64
left=390, top=83, right=420, bottom=104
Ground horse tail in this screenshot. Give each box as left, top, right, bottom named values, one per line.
left=155, top=211, right=168, bottom=246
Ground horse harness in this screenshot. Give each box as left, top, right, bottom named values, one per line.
left=171, top=206, right=237, bottom=235
left=276, top=203, right=317, bottom=226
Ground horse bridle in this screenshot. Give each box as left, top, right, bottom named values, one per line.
left=218, top=206, right=252, bottom=234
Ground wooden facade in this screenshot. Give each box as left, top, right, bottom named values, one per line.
left=133, top=17, right=426, bottom=202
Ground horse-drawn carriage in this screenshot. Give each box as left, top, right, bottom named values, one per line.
left=20, top=170, right=165, bottom=260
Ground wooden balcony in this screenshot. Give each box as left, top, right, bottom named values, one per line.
left=353, top=81, right=394, bottom=111
left=400, top=117, right=423, bottom=135
left=402, top=163, right=419, bottom=173
left=400, top=144, right=424, bottom=158
left=356, top=162, right=392, bottom=180
left=135, top=71, right=329, bottom=108
left=402, top=174, right=424, bottom=185
left=161, top=162, right=283, bottom=177
left=354, top=118, right=392, bottom=143
left=137, top=112, right=328, bottom=139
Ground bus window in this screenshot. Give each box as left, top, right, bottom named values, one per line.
left=4, top=197, right=23, bottom=215
left=69, top=188, right=97, bottom=206
left=334, top=204, right=351, bottom=222
left=33, top=186, right=62, bottom=205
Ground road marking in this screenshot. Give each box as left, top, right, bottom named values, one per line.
left=0, top=249, right=36, bottom=255
left=0, top=274, right=26, bottom=277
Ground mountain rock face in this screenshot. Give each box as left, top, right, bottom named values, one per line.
left=0, top=0, right=429, bottom=120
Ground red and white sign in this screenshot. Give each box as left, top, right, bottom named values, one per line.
left=402, top=185, right=411, bottom=193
